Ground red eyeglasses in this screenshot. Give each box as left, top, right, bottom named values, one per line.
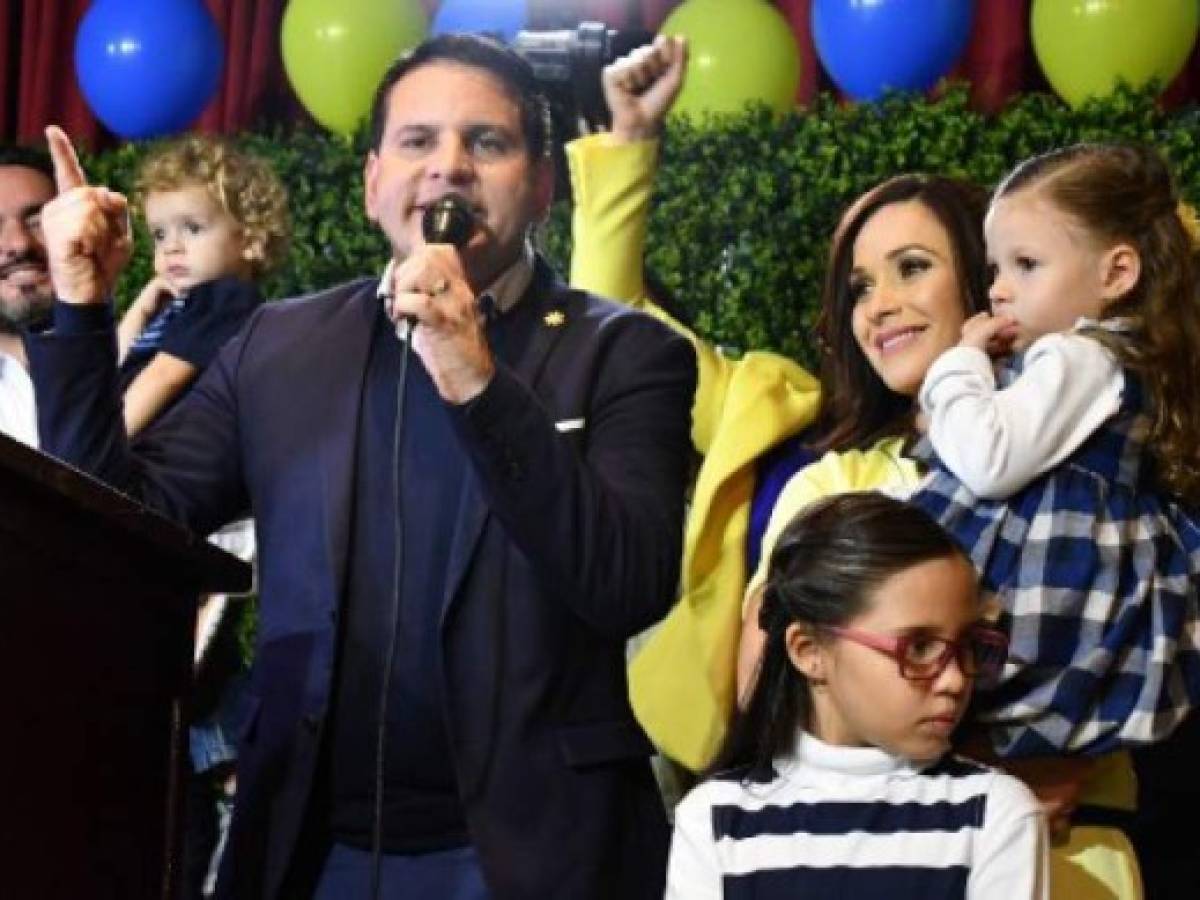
left=825, top=624, right=1008, bottom=685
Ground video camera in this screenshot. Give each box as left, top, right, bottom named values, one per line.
left=513, top=21, right=655, bottom=138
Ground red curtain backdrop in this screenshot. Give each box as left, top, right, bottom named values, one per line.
left=196, top=0, right=297, bottom=134
left=953, top=0, right=1032, bottom=113
left=773, top=0, right=820, bottom=105
left=3, top=0, right=1200, bottom=147
left=0, top=2, right=14, bottom=136
left=5, top=0, right=97, bottom=146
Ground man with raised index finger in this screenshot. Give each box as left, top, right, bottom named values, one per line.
left=29, top=34, right=695, bottom=900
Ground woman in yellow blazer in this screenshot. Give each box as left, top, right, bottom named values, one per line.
left=572, top=37, right=1144, bottom=897
left=566, top=36, right=821, bottom=771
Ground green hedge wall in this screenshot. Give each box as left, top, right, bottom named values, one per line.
left=84, top=84, right=1200, bottom=369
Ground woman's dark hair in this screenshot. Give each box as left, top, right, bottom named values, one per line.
left=710, top=492, right=967, bottom=778
left=995, top=143, right=1200, bottom=505
left=368, top=33, right=550, bottom=160
left=813, top=175, right=990, bottom=453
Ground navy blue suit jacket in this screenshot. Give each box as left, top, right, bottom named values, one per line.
left=28, top=260, right=696, bottom=899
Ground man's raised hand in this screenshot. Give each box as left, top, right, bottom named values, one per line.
left=41, top=126, right=132, bottom=304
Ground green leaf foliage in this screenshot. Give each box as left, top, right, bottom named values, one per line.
left=86, top=83, right=1199, bottom=371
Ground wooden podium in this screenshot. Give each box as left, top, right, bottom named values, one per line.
left=0, top=434, right=252, bottom=899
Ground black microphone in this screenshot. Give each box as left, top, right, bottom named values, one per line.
left=393, top=196, right=476, bottom=340
left=422, top=194, right=475, bottom=247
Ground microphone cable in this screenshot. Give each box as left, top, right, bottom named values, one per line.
left=368, top=194, right=474, bottom=899
left=370, top=317, right=412, bottom=900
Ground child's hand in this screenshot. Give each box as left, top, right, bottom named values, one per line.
left=131, top=275, right=176, bottom=318
left=117, top=274, right=178, bottom=363
left=958, top=311, right=1018, bottom=358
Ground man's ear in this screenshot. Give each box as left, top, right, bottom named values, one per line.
left=1099, top=242, right=1140, bottom=302
left=784, top=622, right=825, bottom=683
left=363, top=151, right=380, bottom=223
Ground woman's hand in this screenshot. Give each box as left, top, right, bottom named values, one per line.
left=1001, top=755, right=1094, bottom=843
left=957, top=730, right=1093, bottom=842
left=603, top=35, right=688, bottom=144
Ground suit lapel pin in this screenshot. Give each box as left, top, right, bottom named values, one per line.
left=543, top=310, right=566, bottom=328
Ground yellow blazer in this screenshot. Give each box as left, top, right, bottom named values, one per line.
left=566, top=134, right=821, bottom=770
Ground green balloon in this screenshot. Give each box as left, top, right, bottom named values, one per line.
left=661, top=0, right=801, bottom=119
left=282, top=0, right=427, bottom=137
left=1032, top=0, right=1199, bottom=108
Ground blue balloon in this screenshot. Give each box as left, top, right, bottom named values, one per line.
left=75, top=0, right=225, bottom=139
left=431, top=0, right=528, bottom=44
left=812, top=0, right=975, bottom=101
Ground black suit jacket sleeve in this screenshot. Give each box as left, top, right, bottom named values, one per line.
left=452, top=312, right=695, bottom=639
left=29, top=299, right=251, bottom=534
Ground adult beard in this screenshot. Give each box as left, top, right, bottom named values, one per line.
left=0, top=250, right=53, bottom=333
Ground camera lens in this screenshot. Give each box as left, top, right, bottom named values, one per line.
left=511, top=28, right=586, bottom=84
left=513, top=22, right=654, bottom=132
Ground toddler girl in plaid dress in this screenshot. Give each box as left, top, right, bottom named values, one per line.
left=911, top=143, right=1200, bottom=760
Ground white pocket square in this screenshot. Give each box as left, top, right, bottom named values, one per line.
left=555, top=418, right=586, bottom=433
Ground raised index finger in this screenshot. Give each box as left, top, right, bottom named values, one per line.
left=44, top=125, right=88, bottom=193
left=664, top=34, right=688, bottom=72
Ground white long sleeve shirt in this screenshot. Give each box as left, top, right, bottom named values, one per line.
left=920, top=330, right=1123, bottom=500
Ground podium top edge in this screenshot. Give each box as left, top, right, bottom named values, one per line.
left=0, top=433, right=252, bottom=594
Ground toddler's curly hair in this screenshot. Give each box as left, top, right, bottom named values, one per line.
left=134, top=135, right=290, bottom=274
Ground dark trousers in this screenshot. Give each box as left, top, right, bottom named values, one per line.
left=313, top=843, right=490, bottom=900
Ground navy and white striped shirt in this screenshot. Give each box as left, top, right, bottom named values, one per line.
left=667, top=733, right=1046, bottom=899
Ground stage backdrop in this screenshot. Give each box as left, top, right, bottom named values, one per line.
left=4, top=0, right=1200, bottom=147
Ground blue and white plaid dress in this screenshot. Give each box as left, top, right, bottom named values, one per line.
left=910, top=353, right=1200, bottom=758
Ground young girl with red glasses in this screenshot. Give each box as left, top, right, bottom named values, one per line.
left=666, top=492, right=1047, bottom=899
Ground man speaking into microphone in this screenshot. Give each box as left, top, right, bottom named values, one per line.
left=29, top=34, right=695, bottom=900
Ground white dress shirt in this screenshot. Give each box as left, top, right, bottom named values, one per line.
left=0, top=349, right=37, bottom=448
